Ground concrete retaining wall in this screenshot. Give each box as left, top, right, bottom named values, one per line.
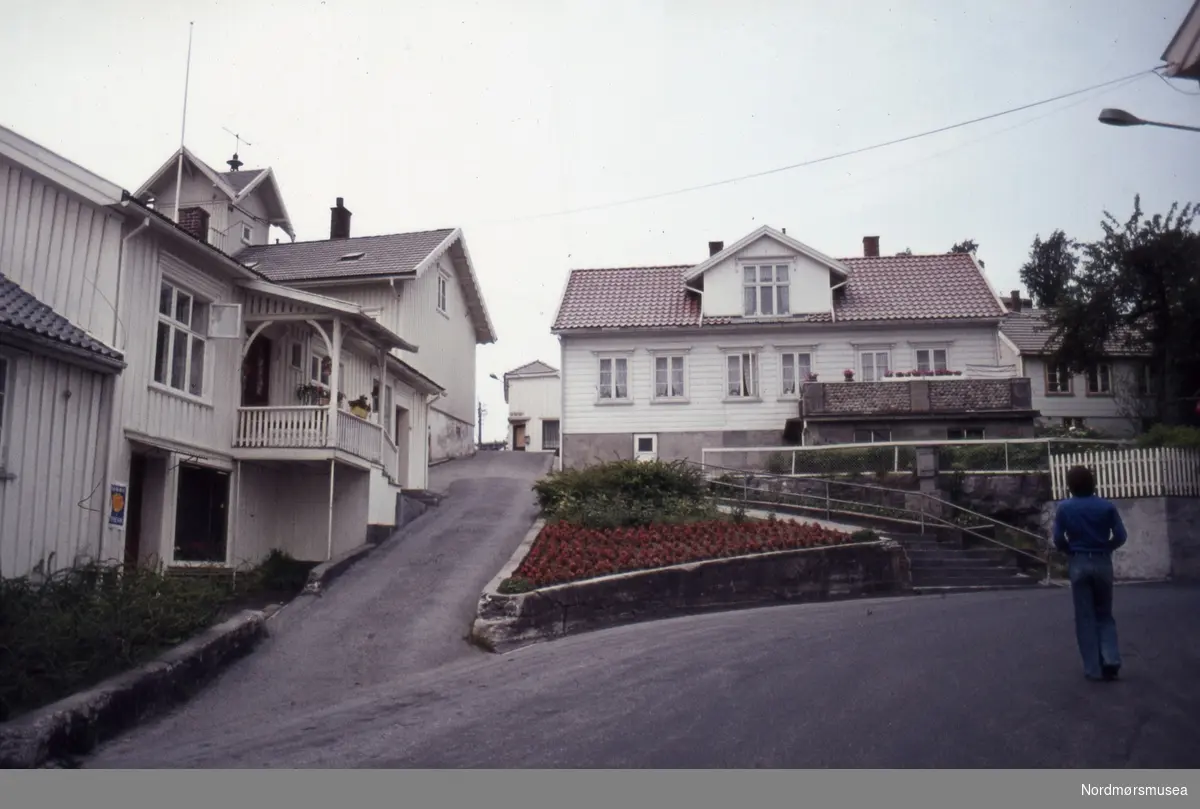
left=472, top=537, right=912, bottom=652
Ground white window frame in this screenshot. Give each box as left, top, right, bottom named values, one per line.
left=595, top=353, right=632, bottom=403
left=913, top=345, right=950, bottom=373
left=649, top=349, right=689, bottom=402
left=310, top=352, right=331, bottom=388
left=240, top=222, right=253, bottom=245
left=777, top=347, right=814, bottom=398
left=152, top=278, right=209, bottom=402
left=633, top=433, right=658, bottom=461
left=1086, top=362, right=1113, bottom=396
left=1045, top=363, right=1073, bottom=395
left=724, top=349, right=760, bottom=400
left=859, top=349, right=891, bottom=382
left=289, top=341, right=304, bottom=372
left=542, top=419, right=561, bottom=451
left=853, top=428, right=892, bottom=444
left=1063, top=416, right=1087, bottom=430
left=741, top=263, right=791, bottom=317
left=436, top=272, right=449, bottom=315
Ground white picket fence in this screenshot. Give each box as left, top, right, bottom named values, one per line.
left=1050, top=447, right=1200, bottom=500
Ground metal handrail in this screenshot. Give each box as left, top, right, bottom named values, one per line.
left=694, top=460, right=1057, bottom=581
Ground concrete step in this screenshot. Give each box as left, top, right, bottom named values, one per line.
left=904, top=548, right=1012, bottom=563
left=912, top=572, right=1041, bottom=587
left=905, top=556, right=1009, bottom=569
left=912, top=582, right=1045, bottom=596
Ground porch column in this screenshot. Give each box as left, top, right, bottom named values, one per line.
left=378, top=348, right=389, bottom=473
left=328, top=317, right=342, bottom=448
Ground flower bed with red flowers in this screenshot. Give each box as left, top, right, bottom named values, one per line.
left=508, top=518, right=857, bottom=590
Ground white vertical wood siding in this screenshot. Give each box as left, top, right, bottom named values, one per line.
left=116, top=239, right=241, bottom=453
left=562, top=324, right=1004, bottom=434
left=0, top=351, right=110, bottom=578
left=701, top=235, right=835, bottom=318
left=151, top=170, right=265, bottom=256
left=508, top=375, right=561, bottom=451
left=0, top=156, right=123, bottom=344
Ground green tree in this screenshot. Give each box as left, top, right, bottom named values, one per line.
left=1018, top=229, right=1078, bottom=308
left=950, top=239, right=985, bottom=268
left=1047, top=196, right=1200, bottom=425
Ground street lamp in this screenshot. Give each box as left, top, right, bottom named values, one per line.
left=1098, top=107, right=1200, bottom=133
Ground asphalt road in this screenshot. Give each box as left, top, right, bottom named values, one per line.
left=86, top=454, right=1200, bottom=768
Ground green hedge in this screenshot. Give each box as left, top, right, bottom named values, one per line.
left=533, top=459, right=715, bottom=529
left=0, top=551, right=313, bottom=722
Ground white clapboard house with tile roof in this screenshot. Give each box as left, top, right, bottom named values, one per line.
left=0, top=124, right=493, bottom=579
left=551, top=227, right=1038, bottom=469
left=998, top=300, right=1155, bottom=436
left=502, top=360, right=561, bottom=453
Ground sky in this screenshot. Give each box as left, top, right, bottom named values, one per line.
left=1, top=0, right=1197, bottom=442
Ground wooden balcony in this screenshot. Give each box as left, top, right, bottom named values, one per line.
left=234, top=406, right=385, bottom=467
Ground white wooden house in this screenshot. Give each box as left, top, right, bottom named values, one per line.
left=0, top=125, right=493, bottom=578
left=551, top=227, right=1035, bottom=468
left=998, top=305, right=1154, bottom=436
left=502, top=360, right=561, bottom=453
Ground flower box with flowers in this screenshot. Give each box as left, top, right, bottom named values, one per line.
left=882, top=369, right=963, bottom=379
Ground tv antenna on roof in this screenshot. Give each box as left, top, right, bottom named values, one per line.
left=222, top=126, right=253, bottom=171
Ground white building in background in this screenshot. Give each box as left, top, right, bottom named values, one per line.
left=0, top=124, right=495, bottom=579
left=502, top=360, right=561, bottom=454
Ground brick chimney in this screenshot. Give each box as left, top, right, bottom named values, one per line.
left=1008, top=290, right=1023, bottom=312
left=179, top=207, right=210, bottom=244
left=330, top=197, right=352, bottom=240
left=863, top=236, right=880, bottom=257
left=708, top=240, right=724, bottom=256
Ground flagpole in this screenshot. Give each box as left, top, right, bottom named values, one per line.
left=173, top=21, right=194, bottom=223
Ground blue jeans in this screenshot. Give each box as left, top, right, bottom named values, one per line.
left=1068, top=553, right=1121, bottom=678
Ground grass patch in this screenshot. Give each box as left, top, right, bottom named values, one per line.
left=0, top=550, right=315, bottom=723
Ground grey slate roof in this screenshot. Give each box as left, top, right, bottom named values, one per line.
left=220, top=169, right=266, bottom=194
left=0, top=274, right=123, bottom=368
left=999, top=309, right=1149, bottom=356
left=237, top=229, right=456, bottom=283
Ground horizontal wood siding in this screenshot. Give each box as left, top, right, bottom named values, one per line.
left=1026, top=356, right=1144, bottom=427
left=508, top=375, right=561, bottom=451
left=0, top=351, right=108, bottom=578
left=563, top=324, right=1003, bottom=434
left=0, top=156, right=123, bottom=343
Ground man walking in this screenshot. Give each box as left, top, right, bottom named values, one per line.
left=1052, top=465, right=1128, bottom=681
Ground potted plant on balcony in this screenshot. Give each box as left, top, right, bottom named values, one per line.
left=348, top=395, right=371, bottom=419
left=804, top=372, right=819, bottom=382
left=843, top=368, right=855, bottom=382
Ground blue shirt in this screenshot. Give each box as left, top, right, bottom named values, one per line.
left=1052, top=495, right=1128, bottom=555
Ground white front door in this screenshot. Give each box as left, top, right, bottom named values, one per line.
left=633, top=433, right=658, bottom=463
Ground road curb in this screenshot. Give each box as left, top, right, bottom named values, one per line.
left=302, top=542, right=377, bottom=596
left=469, top=519, right=545, bottom=652
left=0, top=607, right=274, bottom=768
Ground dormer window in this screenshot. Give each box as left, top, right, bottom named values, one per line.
left=743, top=264, right=790, bottom=317
left=339, top=251, right=365, bottom=262
left=241, top=223, right=253, bottom=245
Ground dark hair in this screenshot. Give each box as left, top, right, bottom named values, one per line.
left=1066, top=465, right=1097, bottom=497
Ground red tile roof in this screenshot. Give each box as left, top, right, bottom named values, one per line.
left=551, top=253, right=1007, bottom=331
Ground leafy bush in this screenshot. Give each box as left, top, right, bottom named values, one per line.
left=497, top=576, right=535, bottom=594
left=252, top=549, right=316, bottom=592
left=533, top=460, right=712, bottom=528
left=850, top=529, right=880, bottom=543
left=1136, top=424, right=1200, bottom=449
left=764, top=452, right=791, bottom=475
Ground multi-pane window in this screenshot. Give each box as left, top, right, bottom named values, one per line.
left=598, top=356, right=629, bottom=400
left=915, top=348, right=948, bottom=372
left=1045, top=364, right=1072, bottom=394
left=310, top=354, right=331, bottom=387
left=853, top=429, right=892, bottom=443
left=437, top=273, right=449, bottom=313
left=289, top=342, right=303, bottom=371
left=1086, top=363, right=1112, bottom=395
left=742, top=265, right=790, bottom=317
left=154, top=281, right=208, bottom=397
left=947, top=428, right=985, bottom=440
left=726, top=352, right=759, bottom=398
left=780, top=351, right=812, bottom=396
left=860, top=351, right=890, bottom=382
left=1137, top=363, right=1154, bottom=396
left=654, top=355, right=686, bottom=399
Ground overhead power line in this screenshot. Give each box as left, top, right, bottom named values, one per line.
left=495, top=67, right=1158, bottom=224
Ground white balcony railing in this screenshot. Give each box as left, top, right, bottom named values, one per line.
left=337, top=410, right=383, bottom=464
left=235, top=407, right=384, bottom=466
left=235, top=406, right=329, bottom=449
